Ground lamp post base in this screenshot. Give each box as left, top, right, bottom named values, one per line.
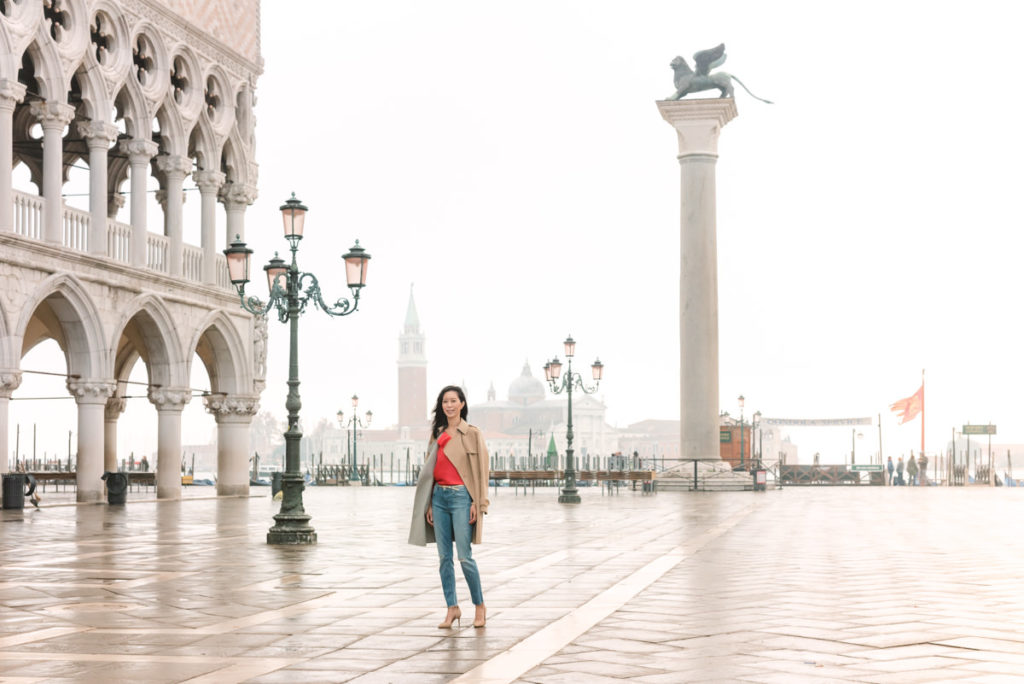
left=267, top=513, right=317, bottom=545
left=558, top=490, right=581, bottom=504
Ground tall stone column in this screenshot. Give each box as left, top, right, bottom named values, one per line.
left=194, top=170, right=225, bottom=285
left=104, top=396, right=126, bottom=471
left=0, top=371, right=22, bottom=483
left=156, top=155, right=192, bottom=277
left=204, top=394, right=258, bottom=496
left=29, top=101, right=76, bottom=244
left=78, top=121, right=119, bottom=256
left=150, top=387, right=191, bottom=500
left=68, top=379, right=115, bottom=503
left=0, top=80, right=27, bottom=233
left=657, top=99, right=738, bottom=461
left=222, top=183, right=257, bottom=245
left=120, top=139, right=159, bottom=268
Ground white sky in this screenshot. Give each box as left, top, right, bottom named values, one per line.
left=11, top=1, right=1024, bottom=465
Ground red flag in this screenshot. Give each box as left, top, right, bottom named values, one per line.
left=889, top=385, right=923, bottom=424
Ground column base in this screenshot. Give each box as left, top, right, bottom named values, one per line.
left=267, top=513, right=317, bottom=545
left=558, top=490, right=581, bottom=504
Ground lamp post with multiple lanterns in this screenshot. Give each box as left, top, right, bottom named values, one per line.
left=224, top=193, right=371, bottom=545
left=543, top=335, right=603, bottom=504
left=337, top=395, right=372, bottom=485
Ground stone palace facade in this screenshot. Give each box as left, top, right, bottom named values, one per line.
left=0, top=0, right=264, bottom=502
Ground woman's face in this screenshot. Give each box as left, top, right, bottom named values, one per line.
left=442, top=390, right=464, bottom=421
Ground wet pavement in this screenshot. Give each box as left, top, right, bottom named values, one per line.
left=2, top=484, right=1024, bottom=682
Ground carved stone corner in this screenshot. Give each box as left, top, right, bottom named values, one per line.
left=203, top=394, right=259, bottom=421
left=67, top=379, right=116, bottom=404
left=0, top=370, right=23, bottom=398
left=104, top=396, right=127, bottom=420
left=148, top=387, right=192, bottom=410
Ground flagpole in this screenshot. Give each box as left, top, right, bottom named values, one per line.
left=921, top=369, right=925, bottom=458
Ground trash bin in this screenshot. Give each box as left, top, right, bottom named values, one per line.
left=2, top=473, right=26, bottom=509
left=102, top=471, right=128, bottom=505
left=271, top=471, right=283, bottom=498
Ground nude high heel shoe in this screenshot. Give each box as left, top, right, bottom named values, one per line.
left=438, top=606, right=462, bottom=629
left=473, top=605, right=486, bottom=628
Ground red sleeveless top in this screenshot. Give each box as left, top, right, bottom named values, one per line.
left=433, top=432, right=464, bottom=485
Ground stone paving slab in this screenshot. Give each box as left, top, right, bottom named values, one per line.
left=1, top=485, right=1024, bottom=682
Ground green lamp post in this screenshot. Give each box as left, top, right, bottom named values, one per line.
left=224, top=193, right=371, bottom=545
left=337, top=395, right=372, bottom=485
left=543, top=335, right=603, bottom=504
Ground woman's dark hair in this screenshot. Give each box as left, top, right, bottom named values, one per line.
left=431, top=385, right=468, bottom=438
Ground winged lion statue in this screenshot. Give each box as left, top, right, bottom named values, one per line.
left=665, top=44, right=772, bottom=104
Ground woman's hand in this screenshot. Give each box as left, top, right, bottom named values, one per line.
left=469, top=503, right=477, bottom=524
left=426, top=507, right=433, bottom=526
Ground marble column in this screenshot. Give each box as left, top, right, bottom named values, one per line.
left=104, top=396, right=126, bottom=472
left=194, top=170, right=225, bottom=285
left=222, top=183, right=257, bottom=245
left=120, top=139, right=159, bottom=268
left=657, top=99, right=737, bottom=461
left=0, top=371, right=22, bottom=482
left=68, top=379, right=115, bottom=503
left=149, top=387, right=191, bottom=500
left=29, top=101, right=76, bottom=244
left=0, top=80, right=26, bottom=233
left=156, top=155, right=192, bottom=277
left=78, top=121, right=119, bottom=256
left=204, top=394, right=258, bottom=496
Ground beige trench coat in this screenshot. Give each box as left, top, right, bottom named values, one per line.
left=407, top=421, right=490, bottom=546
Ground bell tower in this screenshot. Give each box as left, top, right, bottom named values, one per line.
left=398, top=285, right=427, bottom=429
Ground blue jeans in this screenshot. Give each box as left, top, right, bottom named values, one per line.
left=432, top=484, right=483, bottom=607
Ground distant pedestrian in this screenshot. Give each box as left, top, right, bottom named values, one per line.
left=896, top=457, right=905, bottom=486
left=887, top=456, right=894, bottom=485
left=906, top=453, right=918, bottom=486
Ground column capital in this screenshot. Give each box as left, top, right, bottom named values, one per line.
left=656, top=99, right=738, bottom=157
left=156, top=154, right=193, bottom=179
left=29, top=100, right=76, bottom=129
left=105, top=396, right=127, bottom=420
left=221, top=183, right=258, bottom=207
left=120, top=138, right=159, bottom=162
left=204, top=393, right=259, bottom=423
left=67, top=379, right=116, bottom=405
left=193, top=169, right=226, bottom=193
left=0, top=370, right=22, bottom=399
left=77, top=120, right=119, bottom=148
left=149, top=386, right=191, bottom=411
left=154, top=189, right=167, bottom=207
left=0, top=80, right=27, bottom=109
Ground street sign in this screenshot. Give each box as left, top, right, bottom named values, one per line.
left=849, top=464, right=883, bottom=472
left=962, top=424, right=996, bottom=435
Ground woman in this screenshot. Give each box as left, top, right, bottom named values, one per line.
left=408, top=385, right=490, bottom=629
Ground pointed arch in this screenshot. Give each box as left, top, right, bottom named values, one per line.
left=187, top=111, right=219, bottom=172
left=187, top=310, right=252, bottom=396
left=22, top=34, right=64, bottom=101
left=154, top=96, right=185, bottom=156
left=15, top=273, right=110, bottom=380
left=71, top=54, right=113, bottom=122
left=108, top=294, right=188, bottom=391
left=114, top=77, right=149, bottom=140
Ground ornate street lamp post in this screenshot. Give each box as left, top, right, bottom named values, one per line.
left=738, top=395, right=745, bottom=469
left=224, top=193, right=371, bottom=545
left=337, top=395, right=372, bottom=485
left=543, top=335, right=603, bottom=504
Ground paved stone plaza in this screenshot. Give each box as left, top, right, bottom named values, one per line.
left=2, top=485, right=1024, bottom=683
